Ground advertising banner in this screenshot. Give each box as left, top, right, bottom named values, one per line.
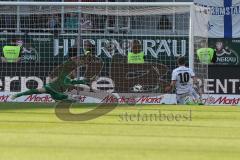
left=1, top=35, right=239, bottom=66
left=207, top=65, right=240, bottom=94
left=0, top=34, right=188, bottom=93
left=1, top=92, right=240, bottom=106
left=0, top=34, right=188, bottom=63
left=0, top=62, right=170, bottom=93
left=209, top=38, right=240, bottom=65
left=194, top=0, right=240, bottom=38
left=1, top=63, right=239, bottom=94
left=1, top=92, right=173, bottom=104
left=0, top=34, right=239, bottom=105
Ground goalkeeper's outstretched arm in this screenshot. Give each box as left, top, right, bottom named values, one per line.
left=64, top=76, right=89, bottom=86
left=49, top=65, right=64, bottom=79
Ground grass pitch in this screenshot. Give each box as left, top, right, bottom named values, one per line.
left=0, top=103, right=240, bottom=160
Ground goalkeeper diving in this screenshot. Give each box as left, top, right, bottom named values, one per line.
left=11, top=49, right=89, bottom=102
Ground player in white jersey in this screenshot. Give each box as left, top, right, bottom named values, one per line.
left=165, top=57, right=201, bottom=104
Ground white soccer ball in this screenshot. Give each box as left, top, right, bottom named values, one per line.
left=133, top=84, right=143, bottom=92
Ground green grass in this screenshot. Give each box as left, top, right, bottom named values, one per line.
left=0, top=103, right=240, bottom=160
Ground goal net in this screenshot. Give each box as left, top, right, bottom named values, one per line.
left=0, top=2, right=208, bottom=104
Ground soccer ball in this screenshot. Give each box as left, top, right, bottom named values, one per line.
left=133, top=84, right=143, bottom=92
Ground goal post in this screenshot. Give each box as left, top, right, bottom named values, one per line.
left=0, top=2, right=209, bottom=104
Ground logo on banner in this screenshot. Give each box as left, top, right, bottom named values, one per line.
left=215, top=41, right=239, bottom=65
left=194, top=1, right=240, bottom=38
left=203, top=96, right=240, bottom=105
left=21, top=46, right=40, bottom=63
left=208, top=22, right=214, bottom=31
left=54, top=38, right=186, bottom=58
left=101, top=95, right=164, bottom=104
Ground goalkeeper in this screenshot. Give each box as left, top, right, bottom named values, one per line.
left=11, top=50, right=88, bottom=102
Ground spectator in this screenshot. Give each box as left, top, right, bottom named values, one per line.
left=158, top=15, right=172, bottom=30
left=127, top=40, right=145, bottom=64
left=64, top=13, right=92, bottom=31
left=19, top=2, right=31, bottom=32
left=83, top=40, right=99, bottom=60
left=1, top=38, right=23, bottom=63
left=1, top=13, right=16, bottom=32
left=81, top=14, right=93, bottom=30
left=47, top=14, right=60, bottom=35
left=68, top=39, right=96, bottom=60
left=215, top=41, right=231, bottom=56
left=196, top=40, right=217, bottom=64
left=64, top=13, right=78, bottom=29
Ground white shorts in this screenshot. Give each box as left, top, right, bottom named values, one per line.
left=176, top=88, right=200, bottom=104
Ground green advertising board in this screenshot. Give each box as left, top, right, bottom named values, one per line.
left=1, top=34, right=240, bottom=65
left=0, top=34, right=189, bottom=65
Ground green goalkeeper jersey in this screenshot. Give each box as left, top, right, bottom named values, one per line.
left=48, top=60, right=77, bottom=92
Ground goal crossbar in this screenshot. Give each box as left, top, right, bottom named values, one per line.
left=0, top=2, right=193, bottom=7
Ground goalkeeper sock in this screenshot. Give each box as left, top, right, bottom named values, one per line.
left=15, top=89, right=41, bottom=98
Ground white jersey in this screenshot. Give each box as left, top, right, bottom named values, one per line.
left=171, top=66, right=195, bottom=95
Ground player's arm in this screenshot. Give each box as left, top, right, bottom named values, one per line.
left=165, top=80, right=176, bottom=92
left=49, top=65, right=63, bottom=79
left=192, top=76, right=198, bottom=85
left=64, top=75, right=89, bottom=86
left=69, top=47, right=86, bottom=65
left=190, top=69, right=198, bottom=85
left=165, top=70, right=177, bottom=92
left=49, top=59, right=76, bottom=79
